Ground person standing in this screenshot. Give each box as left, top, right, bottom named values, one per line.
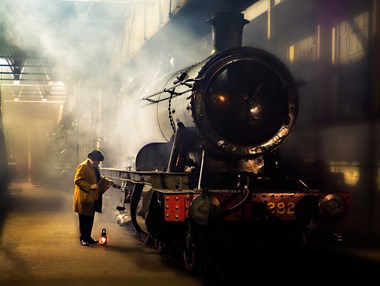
left=73, top=150, right=113, bottom=246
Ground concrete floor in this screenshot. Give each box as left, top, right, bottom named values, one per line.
left=1, top=181, right=380, bottom=286
left=0, top=182, right=205, bottom=286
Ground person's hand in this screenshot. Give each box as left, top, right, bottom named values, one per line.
left=90, top=184, right=98, bottom=190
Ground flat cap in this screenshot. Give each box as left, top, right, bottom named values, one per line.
left=88, top=150, right=104, bottom=161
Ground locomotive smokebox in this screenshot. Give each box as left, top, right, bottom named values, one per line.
left=121, top=10, right=299, bottom=171
left=207, top=12, right=249, bottom=54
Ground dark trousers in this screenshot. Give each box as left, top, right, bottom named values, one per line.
left=78, top=213, right=95, bottom=241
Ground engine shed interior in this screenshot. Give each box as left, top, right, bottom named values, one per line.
left=0, top=0, right=380, bottom=257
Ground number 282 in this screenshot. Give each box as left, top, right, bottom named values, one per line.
left=266, top=201, right=295, bottom=215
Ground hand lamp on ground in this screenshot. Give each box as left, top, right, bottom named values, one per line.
left=98, top=228, right=108, bottom=245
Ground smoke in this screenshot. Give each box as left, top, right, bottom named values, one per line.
left=0, top=0, right=119, bottom=110
left=0, top=0, right=122, bottom=184
left=0, top=0, right=215, bottom=181
left=0, top=0, right=123, bottom=82
left=95, top=11, right=213, bottom=170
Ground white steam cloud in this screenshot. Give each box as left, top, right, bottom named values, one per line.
left=0, top=0, right=213, bottom=182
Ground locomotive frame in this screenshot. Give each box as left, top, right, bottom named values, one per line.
left=102, top=165, right=349, bottom=272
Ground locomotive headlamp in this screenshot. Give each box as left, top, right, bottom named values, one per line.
left=318, top=194, right=348, bottom=223
left=98, top=228, right=108, bottom=245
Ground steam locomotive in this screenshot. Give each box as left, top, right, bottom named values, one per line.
left=100, top=12, right=350, bottom=272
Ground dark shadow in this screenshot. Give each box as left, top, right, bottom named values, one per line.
left=0, top=191, right=9, bottom=249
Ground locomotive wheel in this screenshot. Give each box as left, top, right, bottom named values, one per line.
left=183, top=228, right=200, bottom=273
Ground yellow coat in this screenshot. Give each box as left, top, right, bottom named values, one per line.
left=73, top=159, right=107, bottom=216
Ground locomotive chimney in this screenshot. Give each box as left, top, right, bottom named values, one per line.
left=207, top=12, right=249, bottom=54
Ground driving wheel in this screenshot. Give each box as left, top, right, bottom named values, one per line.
left=183, top=227, right=200, bottom=273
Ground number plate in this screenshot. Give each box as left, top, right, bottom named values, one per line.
left=252, top=193, right=308, bottom=220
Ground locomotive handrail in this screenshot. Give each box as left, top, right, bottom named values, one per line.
left=142, top=77, right=202, bottom=103
left=143, top=88, right=192, bottom=103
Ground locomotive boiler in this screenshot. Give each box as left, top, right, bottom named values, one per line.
left=101, top=12, right=350, bottom=272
